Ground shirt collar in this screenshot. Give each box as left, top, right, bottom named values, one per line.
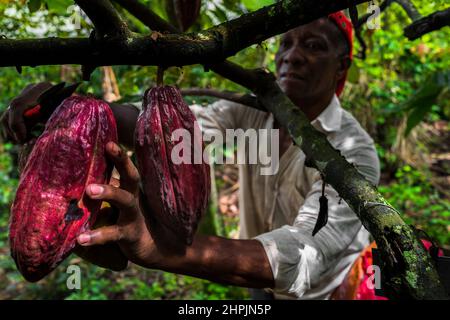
left=310, top=94, right=343, bottom=133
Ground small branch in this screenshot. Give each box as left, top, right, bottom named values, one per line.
left=355, top=0, right=392, bottom=29
left=354, top=0, right=392, bottom=59
left=75, top=0, right=131, bottom=80
left=394, top=0, right=422, bottom=21
left=354, top=28, right=367, bottom=59
left=157, top=66, right=165, bottom=86
left=404, top=7, right=450, bottom=40
left=112, top=0, right=179, bottom=33
left=181, top=88, right=264, bottom=111
left=355, top=0, right=420, bottom=29
left=74, top=0, right=129, bottom=37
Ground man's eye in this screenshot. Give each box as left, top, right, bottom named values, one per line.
left=305, top=41, right=324, bottom=50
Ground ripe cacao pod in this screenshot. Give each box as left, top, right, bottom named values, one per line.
left=166, top=0, right=202, bottom=32
left=9, top=96, right=120, bottom=282
left=135, top=86, right=210, bottom=245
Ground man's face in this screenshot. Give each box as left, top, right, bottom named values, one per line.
left=275, top=18, right=349, bottom=105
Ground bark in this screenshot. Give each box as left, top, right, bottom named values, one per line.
left=404, top=7, right=450, bottom=40
left=75, top=0, right=130, bottom=37
left=112, top=0, right=179, bottom=33
left=394, top=0, right=422, bottom=21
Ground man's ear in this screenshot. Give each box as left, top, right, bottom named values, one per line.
left=336, top=54, right=351, bottom=82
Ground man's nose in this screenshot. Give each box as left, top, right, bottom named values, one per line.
left=282, top=46, right=305, bottom=66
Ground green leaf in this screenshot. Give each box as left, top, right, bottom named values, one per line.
left=28, top=0, right=42, bottom=13
left=405, top=103, right=434, bottom=136
left=242, top=0, right=274, bottom=11
left=44, top=0, right=72, bottom=13
left=403, top=71, right=450, bottom=136
left=347, top=63, right=360, bottom=84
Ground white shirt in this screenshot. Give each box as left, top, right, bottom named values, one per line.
left=190, top=95, right=380, bottom=299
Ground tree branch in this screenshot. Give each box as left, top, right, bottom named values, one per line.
left=394, top=0, right=422, bottom=21
left=0, top=0, right=369, bottom=68
left=181, top=88, right=263, bottom=111
left=112, top=0, right=179, bottom=33
left=0, top=35, right=220, bottom=67
left=404, top=7, right=450, bottom=40
left=74, top=0, right=130, bottom=37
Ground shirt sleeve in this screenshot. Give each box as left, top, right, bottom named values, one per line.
left=190, top=99, right=252, bottom=134
left=255, top=137, right=380, bottom=298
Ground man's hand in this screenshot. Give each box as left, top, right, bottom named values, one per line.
left=76, top=142, right=162, bottom=268
left=77, top=142, right=274, bottom=288
left=0, top=82, right=53, bottom=143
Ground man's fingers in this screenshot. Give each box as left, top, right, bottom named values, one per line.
left=77, top=225, right=123, bottom=246
left=86, top=184, right=138, bottom=214
left=106, top=142, right=140, bottom=194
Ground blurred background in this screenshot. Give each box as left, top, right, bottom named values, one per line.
left=0, top=0, right=448, bottom=299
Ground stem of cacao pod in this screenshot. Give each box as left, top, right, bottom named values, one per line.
left=157, top=66, right=165, bottom=86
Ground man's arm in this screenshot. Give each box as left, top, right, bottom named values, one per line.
left=152, top=235, right=274, bottom=288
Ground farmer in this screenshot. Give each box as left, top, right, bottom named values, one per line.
left=2, top=12, right=380, bottom=299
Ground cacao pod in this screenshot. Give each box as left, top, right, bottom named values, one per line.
left=166, top=0, right=202, bottom=32
left=135, top=86, right=210, bottom=245
left=9, top=96, right=120, bottom=282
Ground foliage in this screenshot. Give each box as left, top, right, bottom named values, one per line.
left=0, top=0, right=448, bottom=299
left=379, top=165, right=450, bottom=246
left=401, top=71, right=449, bottom=136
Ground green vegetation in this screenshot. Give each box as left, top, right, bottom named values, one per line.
left=0, top=0, right=448, bottom=299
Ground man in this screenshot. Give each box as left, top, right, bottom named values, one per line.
left=2, top=12, right=380, bottom=299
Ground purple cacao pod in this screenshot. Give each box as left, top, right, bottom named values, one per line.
left=135, top=86, right=210, bottom=245
left=9, top=96, right=118, bottom=282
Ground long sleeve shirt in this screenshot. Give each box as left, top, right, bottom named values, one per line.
left=190, top=94, right=380, bottom=299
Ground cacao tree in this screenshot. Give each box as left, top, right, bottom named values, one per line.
left=0, top=0, right=448, bottom=299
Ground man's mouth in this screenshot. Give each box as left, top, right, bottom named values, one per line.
left=279, top=72, right=305, bottom=81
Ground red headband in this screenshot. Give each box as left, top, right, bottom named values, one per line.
left=328, top=11, right=353, bottom=97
